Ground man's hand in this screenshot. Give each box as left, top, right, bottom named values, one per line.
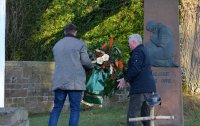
left=117, top=78, right=126, bottom=89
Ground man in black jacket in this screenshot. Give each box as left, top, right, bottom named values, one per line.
left=118, top=34, right=156, bottom=126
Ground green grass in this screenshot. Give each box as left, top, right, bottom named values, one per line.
left=183, top=95, right=200, bottom=126
left=29, top=95, right=200, bottom=126
left=29, top=102, right=127, bottom=126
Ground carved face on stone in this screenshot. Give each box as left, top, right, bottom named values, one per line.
left=146, top=21, right=158, bottom=33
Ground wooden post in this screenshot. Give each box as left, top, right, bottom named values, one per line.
left=150, top=107, right=155, bottom=126
left=129, top=106, right=175, bottom=126
left=129, top=115, right=175, bottom=122
left=0, top=0, right=6, bottom=108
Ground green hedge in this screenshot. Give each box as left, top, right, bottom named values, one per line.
left=6, top=0, right=144, bottom=61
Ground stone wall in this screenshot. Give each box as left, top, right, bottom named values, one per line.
left=5, top=61, right=128, bottom=113
left=0, top=107, right=29, bottom=126
left=5, top=61, right=55, bottom=113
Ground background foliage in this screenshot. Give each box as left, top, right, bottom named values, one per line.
left=6, top=0, right=144, bottom=61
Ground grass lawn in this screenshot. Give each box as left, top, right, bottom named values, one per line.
left=30, top=102, right=127, bottom=126
left=183, top=95, right=200, bottom=126
left=29, top=95, right=200, bottom=126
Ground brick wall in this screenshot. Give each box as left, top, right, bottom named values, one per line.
left=5, top=61, right=55, bottom=113
left=5, top=61, right=128, bottom=113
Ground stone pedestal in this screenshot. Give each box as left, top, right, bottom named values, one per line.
left=144, top=0, right=183, bottom=126
left=0, top=108, right=29, bottom=126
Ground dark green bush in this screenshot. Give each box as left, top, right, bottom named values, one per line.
left=6, top=0, right=144, bottom=61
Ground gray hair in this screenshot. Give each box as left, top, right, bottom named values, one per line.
left=128, top=34, right=142, bottom=44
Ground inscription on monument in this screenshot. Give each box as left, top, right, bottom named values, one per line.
left=153, top=71, right=173, bottom=84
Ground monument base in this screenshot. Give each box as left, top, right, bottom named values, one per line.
left=0, top=107, right=29, bottom=126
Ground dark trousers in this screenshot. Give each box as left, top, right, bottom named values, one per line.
left=48, top=89, right=82, bottom=126
left=127, top=93, right=151, bottom=126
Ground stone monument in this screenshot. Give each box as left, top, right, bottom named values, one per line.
left=144, top=0, right=183, bottom=126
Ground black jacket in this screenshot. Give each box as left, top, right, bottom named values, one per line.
left=124, top=44, right=156, bottom=95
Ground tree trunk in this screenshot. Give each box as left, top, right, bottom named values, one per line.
left=6, top=0, right=26, bottom=60
left=180, top=0, right=200, bottom=93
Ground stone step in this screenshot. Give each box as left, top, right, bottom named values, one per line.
left=0, top=107, right=29, bottom=126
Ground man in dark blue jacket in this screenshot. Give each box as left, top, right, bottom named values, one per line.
left=118, top=34, right=156, bottom=126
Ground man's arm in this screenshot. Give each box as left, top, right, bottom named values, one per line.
left=124, top=50, right=144, bottom=83
left=80, top=44, right=92, bottom=70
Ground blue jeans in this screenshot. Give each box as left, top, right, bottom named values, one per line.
left=48, top=89, right=82, bottom=126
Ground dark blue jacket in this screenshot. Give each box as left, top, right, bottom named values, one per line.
left=124, top=44, right=156, bottom=95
